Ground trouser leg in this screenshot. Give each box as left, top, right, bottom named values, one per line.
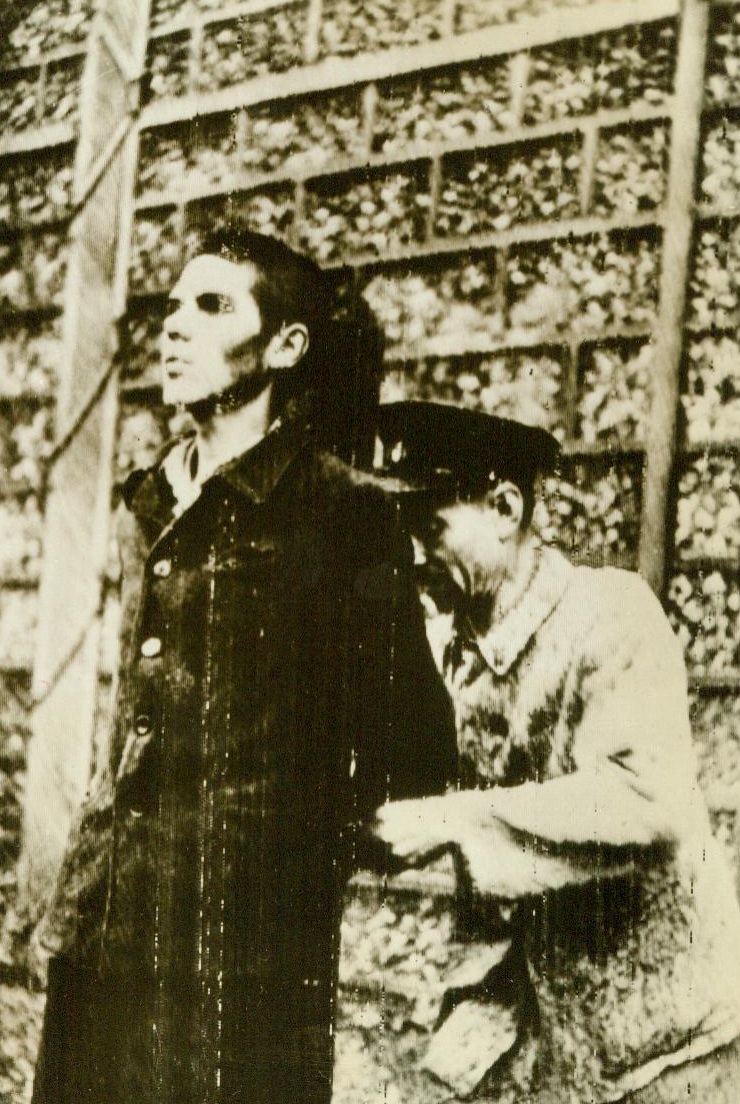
left=32, top=956, right=155, bottom=1104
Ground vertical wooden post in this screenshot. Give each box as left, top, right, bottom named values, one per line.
left=439, top=0, right=457, bottom=40
left=638, top=0, right=710, bottom=593
left=361, top=82, right=378, bottom=160
left=508, top=51, right=530, bottom=128
left=304, top=0, right=323, bottom=66
left=578, top=120, right=599, bottom=217
left=17, top=0, right=152, bottom=926
left=425, top=155, right=443, bottom=244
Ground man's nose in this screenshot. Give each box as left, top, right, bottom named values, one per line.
left=163, top=302, right=191, bottom=341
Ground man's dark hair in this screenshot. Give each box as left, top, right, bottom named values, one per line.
left=192, top=226, right=384, bottom=464
left=198, top=226, right=333, bottom=345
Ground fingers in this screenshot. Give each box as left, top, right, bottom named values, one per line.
left=371, top=798, right=454, bottom=863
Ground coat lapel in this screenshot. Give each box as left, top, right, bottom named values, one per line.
left=123, top=397, right=315, bottom=548
left=122, top=443, right=180, bottom=539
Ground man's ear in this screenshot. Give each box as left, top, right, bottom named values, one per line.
left=263, top=323, right=310, bottom=370
left=488, top=481, right=524, bottom=539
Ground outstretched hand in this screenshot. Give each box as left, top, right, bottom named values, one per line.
left=371, top=794, right=458, bottom=865
left=371, top=790, right=572, bottom=899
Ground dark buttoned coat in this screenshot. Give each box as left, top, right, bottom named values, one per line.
left=33, top=410, right=456, bottom=1104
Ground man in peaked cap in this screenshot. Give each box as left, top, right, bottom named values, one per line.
left=375, top=398, right=559, bottom=519
left=371, top=401, right=740, bottom=1103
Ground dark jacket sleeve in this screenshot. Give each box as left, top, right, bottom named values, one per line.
left=37, top=502, right=147, bottom=957
left=344, top=486, right=457, bottom=830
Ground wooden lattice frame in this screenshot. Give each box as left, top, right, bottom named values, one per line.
left=2, top=0, right=739, bottom=914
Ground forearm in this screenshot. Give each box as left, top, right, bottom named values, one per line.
left=484, top=765, right=681, bottom=849
left=461, top=776, right=677, bottom=898
left=374, top=773, right=676, bottom=900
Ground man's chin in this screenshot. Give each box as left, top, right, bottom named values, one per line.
left=160, top=384, right=237, bottom=410
left=161, top=379, right=202, bottom=408
left=177, top=373, right=273, bottom=422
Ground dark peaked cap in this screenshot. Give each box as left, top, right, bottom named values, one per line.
left=376, top=401, right=559, bottom=498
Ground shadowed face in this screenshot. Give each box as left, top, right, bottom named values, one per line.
left=160, top=254, right=265, bottom=408
left=430, top=500, right=508, bottom=596
left=423, top=481, right=526, bottom=606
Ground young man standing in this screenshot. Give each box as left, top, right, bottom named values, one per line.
left=32, top=237, right=456, bottom=1104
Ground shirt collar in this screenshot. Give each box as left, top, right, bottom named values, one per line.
left=471, top=546, right=572, bottom=676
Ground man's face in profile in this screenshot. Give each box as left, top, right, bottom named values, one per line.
left=160, top=253, right=265, bottom=407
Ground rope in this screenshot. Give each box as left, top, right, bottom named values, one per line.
left=72, top=116, right=133, bottom=222
left=28, top=88, right=139, bottom=472
left=30, top=604, right=100, bottom=708
left=45, top=355, right=118, bottom=470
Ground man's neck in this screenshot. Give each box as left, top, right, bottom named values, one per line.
left=491, top=535, right=539, bottom=623
left=467, top=533, right=539, bottom=634
left=194, top=383, right=274, bottom=481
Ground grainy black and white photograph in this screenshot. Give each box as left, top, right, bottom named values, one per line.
left=0, top=0, right=740, bottom=1102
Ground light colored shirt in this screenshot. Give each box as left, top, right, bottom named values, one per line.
left=433, top=546, right=740, bottom=1102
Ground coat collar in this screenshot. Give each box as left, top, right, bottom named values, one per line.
left=471, top=546, right=572, bottom=676
left=123, top=396, right=314, bottom=527
left=215, top=396, right=313, bottom=505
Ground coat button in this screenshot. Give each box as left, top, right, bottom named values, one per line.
left=152, top=558, right=172, bottom=578
left=134, top=714, right=152, bottom=735
left=140, top=636, right=162, bottom=659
